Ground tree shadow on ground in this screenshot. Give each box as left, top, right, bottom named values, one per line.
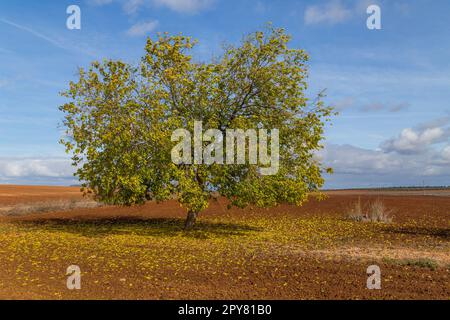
left=14, top=216, right=263, bottom=239
left=381, top=224, right=449, bottom=240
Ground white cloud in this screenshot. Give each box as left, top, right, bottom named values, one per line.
left=381, top=124, right=449, bottom=155
left=123, top=0, right=145, bottom=14
left=318, top=117, right=450, bottom=188
left=0, top=158, right=74, bottom=179
left=304, top=0, right=353, bottom=25
left=318, top=144, right=402, bottom=175
left=319, top=142, right=450, bottom=188
left=126, top=20, right=159, bottom=37
left=440, top=145, right=450, bottom=161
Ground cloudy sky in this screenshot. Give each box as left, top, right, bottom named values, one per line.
left=0, top=0, right=449, bottom=188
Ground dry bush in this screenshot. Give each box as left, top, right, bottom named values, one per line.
left=347, top=198, right=394, bottom=223
left=347, top=197, right=365, bottom=222
left=2, top=199, right=102, bottom=216
left=368, top=199, right=394, bottom=223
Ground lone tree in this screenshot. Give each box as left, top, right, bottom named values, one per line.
left=60, top=26, right=334, bottom=229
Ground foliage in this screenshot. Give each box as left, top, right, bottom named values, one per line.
left=60, top=26, right=334, bottom=227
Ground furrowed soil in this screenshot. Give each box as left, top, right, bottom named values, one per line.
left=0, top=185, right=448, bottom=300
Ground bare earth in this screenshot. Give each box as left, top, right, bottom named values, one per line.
left=0, top=185, right=448, bottom=300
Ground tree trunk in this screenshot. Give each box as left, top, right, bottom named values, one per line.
left=184, top=211, right=198, bottom=230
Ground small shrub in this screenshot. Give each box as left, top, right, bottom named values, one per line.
left=346, top=198, right=393, bottom=223
left=347, top=197, right=365, bottom=222
left=368, top=199, right=393, bottom=223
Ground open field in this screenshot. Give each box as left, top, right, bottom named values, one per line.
left=0, top=185, right=448, bottom=299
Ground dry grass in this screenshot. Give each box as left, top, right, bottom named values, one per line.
left=0, top=199, right=102, bottom=216
left=384, top=257, right=439, bottom=271
left=347, top=197, right=364, bottom=221
left=347, top=198, right=394, bottom=223
left=369, top=199, right=394, bottom=223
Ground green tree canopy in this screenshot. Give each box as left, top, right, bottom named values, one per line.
left=60, top=26, right=334, bottom=229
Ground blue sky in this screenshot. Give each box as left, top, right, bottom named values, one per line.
left=0, top=0, right=449, bottom=187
